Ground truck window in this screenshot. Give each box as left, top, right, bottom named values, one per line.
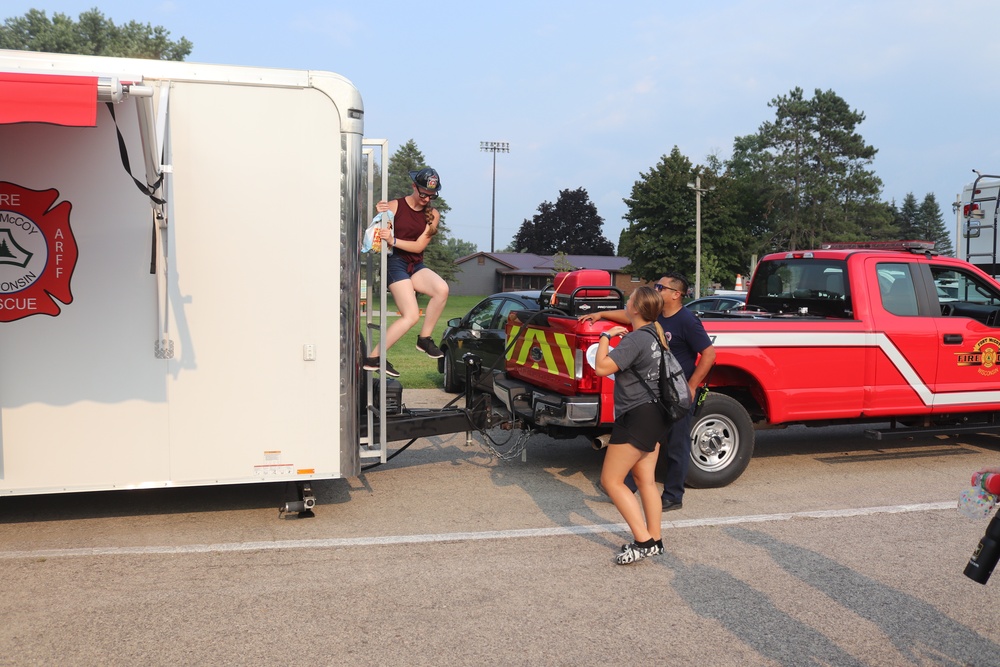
left=931, top=264, right=1000, bottom=325
left=931, top=266, right=1000, bottom=305
left=877, top=263, right=919, bottom=316
left=748, top=259, right=852, bottom=318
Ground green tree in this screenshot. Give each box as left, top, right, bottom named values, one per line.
left=726, top=133, right=785, bottom=257
left=890, top=193, right=953, bottom=255
left=893, top=193, right=921, bottom=239
left=1, top=8, right=192, bottom=60
left=619, top=147, right=699, bottom=283
left=435, top=237, right=478, bottom=272
left=917, top=193, right=955, bottom=256
left=552, top=251, right=575, bottom=273
left=512, top=187, right=615, bottom=255
left=441, top=237, right=478, bottom=259
left=732, top=87, right=893, bottom=250
left=620, top=148, right=752, bottom=291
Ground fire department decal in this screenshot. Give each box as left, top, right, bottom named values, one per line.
left=956, top=337, right=1000, bottom=377
left=0, top=182, right=78, bottom=322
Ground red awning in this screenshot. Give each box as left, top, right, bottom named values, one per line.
left=0, top=72, right=98, bottom=127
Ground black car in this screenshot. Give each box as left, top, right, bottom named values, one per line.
left=685, top=292, right=769, bottom=318
left=684, top=293, right=747, bottom=315
left=438, top=290, right=542, bottom=392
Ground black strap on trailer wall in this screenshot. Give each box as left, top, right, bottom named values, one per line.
left=105, top=102, right=164, bottom=275
left=106, top=102, right=165, bottom=206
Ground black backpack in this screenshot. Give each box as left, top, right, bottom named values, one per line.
left=628, top=326, right=693, bottom=423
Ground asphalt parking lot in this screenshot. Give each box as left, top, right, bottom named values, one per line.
left=2, top=389, right=1000, bottom=666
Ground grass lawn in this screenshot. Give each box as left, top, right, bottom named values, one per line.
left=364, top=294, right=486, bottom=389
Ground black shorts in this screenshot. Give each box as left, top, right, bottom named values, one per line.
left=610, top=402, right=668, bottom=453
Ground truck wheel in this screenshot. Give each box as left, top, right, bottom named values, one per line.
left=685, top=393, right=755, bottom=488
left=442, top=348, right=462, bottom=393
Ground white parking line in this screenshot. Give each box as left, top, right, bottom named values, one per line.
left=0, top=501, right=956, bottom=560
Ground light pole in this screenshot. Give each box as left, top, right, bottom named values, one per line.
left=687, top=176, right=715, bottom=298
left=480, top=141, right=509, bottom=252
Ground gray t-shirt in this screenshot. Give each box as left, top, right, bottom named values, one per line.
left=608, top=324, right=662, bottom=417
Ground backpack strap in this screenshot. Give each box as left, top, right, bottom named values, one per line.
left=626, top=327, right=665, bottom=404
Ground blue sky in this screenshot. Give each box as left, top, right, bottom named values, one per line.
left=6, top=1, right=998, bottom=253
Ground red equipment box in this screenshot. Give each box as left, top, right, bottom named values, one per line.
left=544, top=269, right=622, bottom=316
left=553, top=270, right=612, bottom=297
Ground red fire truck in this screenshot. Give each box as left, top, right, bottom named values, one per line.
left=493, top=241, right=1000, bottom=488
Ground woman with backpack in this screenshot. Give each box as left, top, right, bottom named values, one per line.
left=592, top=285, right=669, bottom=564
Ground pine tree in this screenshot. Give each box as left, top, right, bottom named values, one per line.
left=894, top=194, right=920, bottom=239
left=732, top=87, right=891, bottom=250
left=917, top=193, right=954, bottom=256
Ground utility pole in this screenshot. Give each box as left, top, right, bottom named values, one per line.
left=687, top=175, right=715, bottom=298
left=480, top=141, right=509, bottom=252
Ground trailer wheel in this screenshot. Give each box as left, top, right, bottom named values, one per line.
left=685, top=393, right=754, bottom=488
left=442, top=348, right=462, bottom=393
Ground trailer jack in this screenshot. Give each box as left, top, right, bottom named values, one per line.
left=279, top=482, right=316, bottom=519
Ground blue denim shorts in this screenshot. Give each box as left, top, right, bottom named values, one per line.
left=387, top=254, right=428, bottom=286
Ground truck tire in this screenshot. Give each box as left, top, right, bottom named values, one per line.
left=684, top=393, right=755, bottom=488
left=442, top=348, right=462, bottom=393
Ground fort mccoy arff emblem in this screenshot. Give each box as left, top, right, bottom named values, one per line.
left=0, top=182, right=78, bottom=322
left=956, top=336, right=1000, bottom=377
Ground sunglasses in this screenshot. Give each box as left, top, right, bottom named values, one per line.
left=415, top=188, right=438, bottom=200
left=654, top=283, right=681, bottom=293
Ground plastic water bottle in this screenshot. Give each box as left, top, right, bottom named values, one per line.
left=959, top=468, right=1000, bottom=519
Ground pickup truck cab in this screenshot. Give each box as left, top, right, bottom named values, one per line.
left=492, top=242, right=1000, bottom=488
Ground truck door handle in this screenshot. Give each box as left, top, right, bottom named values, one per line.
left=943, top=334, right=964, bottom=345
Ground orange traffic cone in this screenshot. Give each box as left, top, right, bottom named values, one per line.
left=735, top=274, right=744, bottom=290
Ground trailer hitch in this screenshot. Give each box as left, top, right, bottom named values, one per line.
left=279, top=481, right=316, bottom=519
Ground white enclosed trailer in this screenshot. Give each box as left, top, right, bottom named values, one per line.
left=960, top=171, right=1000, bottom=277
left=0, top=50, right=368, bottom=499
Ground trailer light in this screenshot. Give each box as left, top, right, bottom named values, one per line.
left=965, top=203, right=984, bottom=219
left=348, top=108, right=363, bottom=119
